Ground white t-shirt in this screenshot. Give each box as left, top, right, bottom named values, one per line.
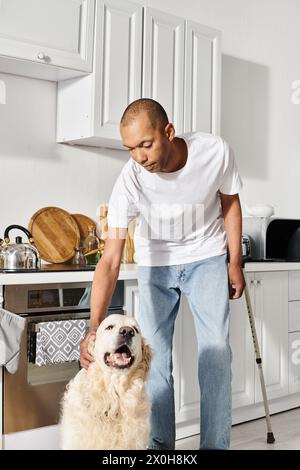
left=107, top=132, right=243, bottom=266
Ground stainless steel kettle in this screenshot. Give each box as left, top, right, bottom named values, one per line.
left=0, top=238, right=4, bottom=269
left=2, top=225, right=41, bottom=270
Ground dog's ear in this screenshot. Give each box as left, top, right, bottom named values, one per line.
left=87, top=335, right=95, bottom=357
left=141, top=338, right=152, bottom=377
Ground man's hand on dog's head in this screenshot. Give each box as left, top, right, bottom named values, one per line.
left=80, top=329, right=97, bottom=369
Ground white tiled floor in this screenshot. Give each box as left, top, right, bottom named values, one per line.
left=175, top=408, right=300, bottom=450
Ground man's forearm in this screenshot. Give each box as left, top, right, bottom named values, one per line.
left=221, top=194, right=242, bottom=266
left=89, top=258, right=120, bottom=330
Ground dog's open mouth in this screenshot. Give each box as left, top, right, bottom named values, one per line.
left=104, top=345, right=134, bottom=369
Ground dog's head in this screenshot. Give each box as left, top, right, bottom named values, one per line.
left=90, top=314, right=151, bottom=375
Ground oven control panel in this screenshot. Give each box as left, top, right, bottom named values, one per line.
left=4, top=281, right=124, bottom=314
left=28, top=289, right=60, bottom=309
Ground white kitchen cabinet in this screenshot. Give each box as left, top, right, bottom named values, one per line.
left=3, top=424, right=60, bottom=450
left=184, top=21, right=221, bottom=135
left=57, top=2, right=221, bottom=148
left=0, top=0, right=95, bottom=81
left=253, top=272, right=289, bottom=402
left=289, top=301, right=300, bottom=332
left=289, top=332, right=300, bottom=394
left=289, top=271, right=300, bottom=301
left=288, top=288, right=300, bottom=394
left=230, top=275, right=255, bottom=409
left=142, top=8, right=185, bottom=134
left=173, top=295, right=200, bottom=440
left=173, top=270, right=290, bottom=436
left=231, top=271, right=289, bottom=407
left=231, top=271, right=289, bottom=406
left=57, top=0, right=143, bottom=147
left=124, top=279, right=140, bottom=319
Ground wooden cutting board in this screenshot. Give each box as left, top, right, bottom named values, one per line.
left=28, top=207, right=80, bottom=263
left=71, top=214, right=97, bottom=243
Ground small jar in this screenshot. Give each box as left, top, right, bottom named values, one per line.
left=72, top=247, right=87, bottom=266
left=83, top=226, right=100, bottom=265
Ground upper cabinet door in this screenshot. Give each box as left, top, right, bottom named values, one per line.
left=0, top=0, right=95, bottom=73
left=57, top=0, right=143, bottom=147
left=143, top=8, right=185, bottom=134
left=93, top=0, right=143, bottom=142
left=184, top=21, right=221, bottom=135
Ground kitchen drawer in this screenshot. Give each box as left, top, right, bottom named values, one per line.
left=289, top=301, right=300, bottom=332
left=289, top=332, right=300, bottom=394
left=289, top=271, right=300, bottom=301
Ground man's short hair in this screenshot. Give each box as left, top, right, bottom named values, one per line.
left=120, top=98, right=169, bottom=131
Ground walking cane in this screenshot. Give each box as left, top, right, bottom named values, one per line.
left=242, top=267, right=275, bottom=444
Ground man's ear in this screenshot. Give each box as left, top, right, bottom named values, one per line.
left=164, top=122, right=175, bottom=142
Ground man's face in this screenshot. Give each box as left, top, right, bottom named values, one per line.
left=120, top=112, right=172, bottom=173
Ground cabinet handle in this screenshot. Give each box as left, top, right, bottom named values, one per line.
left=257, top=280, right=263, bottom=285
left=37, top=52, right=46, bottom=60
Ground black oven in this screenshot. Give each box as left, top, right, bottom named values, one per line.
left=3, top=280, right=124, bottom=434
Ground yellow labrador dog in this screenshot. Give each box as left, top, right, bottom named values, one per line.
left=60, top=314, right=152, bottom=450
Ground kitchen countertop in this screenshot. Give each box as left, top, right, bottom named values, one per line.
left=244, top=260, right=300, bottom=272
left=1, top=260, right=300, bottom=285
left=0, top=263, right=139, bottom=285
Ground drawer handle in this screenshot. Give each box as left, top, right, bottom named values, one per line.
left=250, top=280, right=263, bottom=286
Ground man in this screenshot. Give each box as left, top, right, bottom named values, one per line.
left=80, top=98, right=245, bottom=450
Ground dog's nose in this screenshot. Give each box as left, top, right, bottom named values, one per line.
left=119, top=326, right=135, bottom=339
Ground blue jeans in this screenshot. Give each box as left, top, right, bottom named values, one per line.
left=137, top=253, right=232, bottom=450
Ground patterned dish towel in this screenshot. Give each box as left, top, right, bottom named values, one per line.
left=35, top=319, right=89, bottom=366
left=0, top=308, right=26, bottom=374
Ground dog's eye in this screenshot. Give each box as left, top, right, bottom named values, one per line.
left=105, top=325, right=114, bottom=331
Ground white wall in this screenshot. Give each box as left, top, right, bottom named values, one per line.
left=0, top=0, right=300, bottom=242
left=0, top=73, right=129, bottom=238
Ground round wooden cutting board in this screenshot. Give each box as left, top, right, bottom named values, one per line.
left=28, top=207, right=80, bottom=263
left=71, top=214, right=97, bottom=243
